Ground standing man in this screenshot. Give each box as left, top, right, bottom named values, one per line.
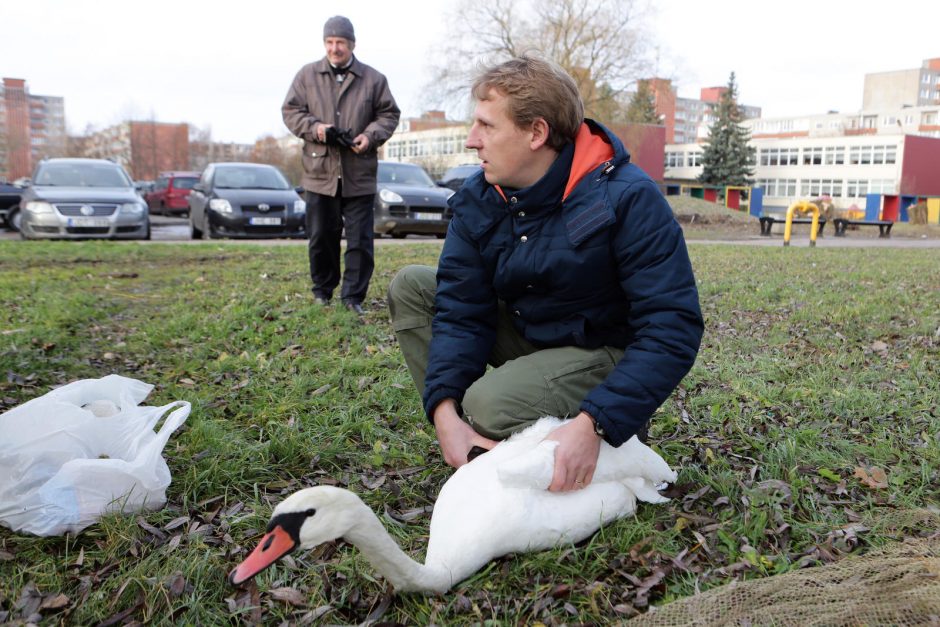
left=283, top=16, right=400, bottom=314
left=388, top=56, right=703, bottom=492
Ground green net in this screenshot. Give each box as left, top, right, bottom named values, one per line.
left=630, top=511, right=940, bottom=626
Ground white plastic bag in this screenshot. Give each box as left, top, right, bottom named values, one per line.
left=0, top=374, right=191, bottom=536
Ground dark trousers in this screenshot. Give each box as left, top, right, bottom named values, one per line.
left=305, top=186, right=375, bottom=304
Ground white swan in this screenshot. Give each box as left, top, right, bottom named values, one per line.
left=229, top=417, right=677, bottom=593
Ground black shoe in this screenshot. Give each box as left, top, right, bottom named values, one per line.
left=343, top=301, right=365, bottom=315
left=314, top=296, right=331, bottom=306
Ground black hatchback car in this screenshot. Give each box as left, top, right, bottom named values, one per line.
left=188, top=163, right=305, bottom=239
left=374, top=161, right=455, bottom=238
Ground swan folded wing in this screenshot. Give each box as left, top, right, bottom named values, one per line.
left=497, top=440, right=558, bottom=489
left=497, top=436, right=677, bottom=490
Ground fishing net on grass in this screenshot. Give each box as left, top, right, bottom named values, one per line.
left=629, top=509, right=940, bottom=626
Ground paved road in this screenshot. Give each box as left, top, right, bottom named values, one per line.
left=2, top=216, right=938, bottom=248
left=0, top=215, right=444, bottom=246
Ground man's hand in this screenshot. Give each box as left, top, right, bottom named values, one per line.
left=351, top=133, right=370, bottom=154
left=433, top=399, right=497, bottom=468
left=315, top=123, right=333, bottom=143
left=545, top=412, right=602, bottom=492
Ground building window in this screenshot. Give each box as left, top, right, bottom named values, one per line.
left=863, top=116, right=877, bottom=129
left=688, top=152, right=702, bottom=167
left=665, top=151, right=684, bottom=168
left=824, top=146, right=845, bottom=165
left=869, top=179, right=895, bottom=194
left=923, top=111, right=938, bottom=125
left=802, top=146, right=823, bottom=165
left=846, top=180, right=868, bottom=197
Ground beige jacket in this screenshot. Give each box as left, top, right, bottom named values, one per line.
left=282, top=56, right=400, bottom=197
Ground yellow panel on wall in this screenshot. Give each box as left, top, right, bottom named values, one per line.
left=928, top=198, right=940, bottom=224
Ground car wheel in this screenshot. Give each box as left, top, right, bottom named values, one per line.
left=8, top=208, right=21, bottom=232
left=159, top=202, right=166, bottom=216
left=144, top=220, right=151, bottom=240
left=204, top=213, right=218, bottom=239
left=190, top=213, right=203, bottom=239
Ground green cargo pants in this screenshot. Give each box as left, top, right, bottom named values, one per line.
left=388, top=265, right=624, bottom=440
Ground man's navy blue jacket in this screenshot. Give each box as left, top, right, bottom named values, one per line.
left=423, top=120, right=704, bottom=446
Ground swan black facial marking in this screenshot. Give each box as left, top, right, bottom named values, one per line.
left=267, top=508, right=317, bottom=544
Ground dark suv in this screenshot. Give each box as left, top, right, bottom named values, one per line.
left=146, top=171, right=200, bottom=216
left=374, top=161, right=454, bottom=238
left=437, top=164, right=482, bottom=192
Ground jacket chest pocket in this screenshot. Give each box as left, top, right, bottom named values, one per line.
left=566, top=200, right=615, bottom=247
left=302, top=142, right=331, bottom=179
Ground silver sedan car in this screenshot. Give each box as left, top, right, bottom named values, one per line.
left=17, top=158, right=150, bottom=240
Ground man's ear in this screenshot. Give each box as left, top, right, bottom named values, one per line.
left=529, top=118, right=550, bottom=150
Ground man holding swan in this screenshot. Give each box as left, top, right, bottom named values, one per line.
left=389, top=56, right=703, bottom=492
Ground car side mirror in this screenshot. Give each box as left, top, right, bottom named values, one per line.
left=192, top=183, right=206, bottom=193
left=294, top=186, right=304, bottom=195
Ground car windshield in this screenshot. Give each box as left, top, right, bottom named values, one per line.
left=445, top=165, right=481, bottom=179
left=35, top=163, right=132, bottom=188
left=172, top=177, right=199, bottom=190
left=213, top=166, right=289, bottom=190
left=378, top=163, right=435, bottom=187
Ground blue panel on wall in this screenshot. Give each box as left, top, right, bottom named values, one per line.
left=899, top=195, right=917, bottom=222
left=750, top=188, right=764, bottom=217
left=864, top=194, right=881, bottom=221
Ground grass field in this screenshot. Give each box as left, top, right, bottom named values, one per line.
left=0, top=239, right=938, bottom=624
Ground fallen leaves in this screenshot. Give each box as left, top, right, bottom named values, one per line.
left=268, top=587, right=307, bottom=607
left=854, top=466, right=889, bottom=489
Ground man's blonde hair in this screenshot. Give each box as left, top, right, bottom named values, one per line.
left=471, top=55, right=584, bottom=151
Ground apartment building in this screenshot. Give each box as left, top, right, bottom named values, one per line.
left=643, top=78, right=761, bottom=144
left=82, top=121, right=190, bottom=180
left=863, top=57, right=940, bottom=110
left=0, top=78, right=67, bottom=180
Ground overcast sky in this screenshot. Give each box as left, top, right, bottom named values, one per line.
left=4, top=1, right=938, bottom=144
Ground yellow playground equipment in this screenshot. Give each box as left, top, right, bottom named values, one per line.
left=783, top=201, right=822, bottom=247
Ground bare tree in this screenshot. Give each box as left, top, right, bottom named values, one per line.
left=425, top=0, right=652, bottom=122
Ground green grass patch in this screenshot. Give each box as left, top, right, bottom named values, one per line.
left=0, top=240, right=938, bottom=624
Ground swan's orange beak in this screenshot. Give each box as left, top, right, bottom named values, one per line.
left=228, top=525, right=297, bottom=586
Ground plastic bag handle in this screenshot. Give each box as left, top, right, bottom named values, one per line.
left=146, top=402, right=191, bottom=451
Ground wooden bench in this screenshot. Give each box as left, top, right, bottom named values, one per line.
left=833, top=218, right=893, bottom=238
left=759, top=216, right=827, bottom=236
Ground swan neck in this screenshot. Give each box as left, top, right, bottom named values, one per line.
left=344, top=501, right=452, bottom=593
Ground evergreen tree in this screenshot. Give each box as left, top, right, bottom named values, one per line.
left=624, top=81, right=661, bottom=124
left=698, top=72, right=755, bottom=186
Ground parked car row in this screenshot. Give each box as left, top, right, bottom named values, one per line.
left=3, top=158, right=483, bottom=240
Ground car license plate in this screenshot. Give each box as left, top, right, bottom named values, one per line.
left=414, top=212, right=440, bottom=221
left=68, top=218, right=110, bottom=227
left=249, top=217, right=282, bottom=225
